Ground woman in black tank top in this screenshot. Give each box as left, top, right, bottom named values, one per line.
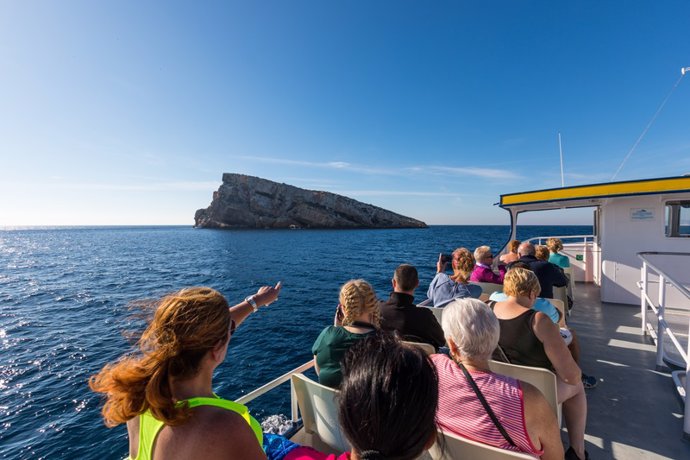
left=492, top=267, right=590, bottom=460
left=492, top=307, right=554, bottom=371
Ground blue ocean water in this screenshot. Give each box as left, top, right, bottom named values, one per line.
left=0, top=225, right=591, bottom=459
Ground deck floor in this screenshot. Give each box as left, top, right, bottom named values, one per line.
left=568, top=283, right=690, bottom=459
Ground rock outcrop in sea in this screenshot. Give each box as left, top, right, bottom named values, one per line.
left=194, top=173, right=428, bottom=229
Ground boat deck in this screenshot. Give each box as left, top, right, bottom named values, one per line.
left=569, top=283, right=690, bottom=459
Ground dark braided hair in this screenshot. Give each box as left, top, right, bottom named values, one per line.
left=338, top=332, right=439, bottom=460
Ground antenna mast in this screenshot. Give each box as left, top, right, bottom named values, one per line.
left=611, top=67, right=689, bottom=181
left=558, top=132, right=565, bottom=187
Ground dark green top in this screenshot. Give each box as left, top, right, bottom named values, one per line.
left=311, top=326, right=375, bottom=388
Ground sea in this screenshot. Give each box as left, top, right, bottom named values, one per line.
left=0, top=225, right=591, bottom=459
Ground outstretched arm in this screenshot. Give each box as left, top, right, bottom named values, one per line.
left=229, top=281, right=282, bottom=328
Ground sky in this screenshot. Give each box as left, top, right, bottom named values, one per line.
left=1, top=1, right=689, bottom=226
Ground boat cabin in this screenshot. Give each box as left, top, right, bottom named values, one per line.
left=499, top=176, right=690, bottom=306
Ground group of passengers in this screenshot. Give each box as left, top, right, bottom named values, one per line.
left=90, top=238, right=592, bottom=460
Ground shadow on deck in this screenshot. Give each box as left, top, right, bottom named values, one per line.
left=569, top=283, right=690, bottom=459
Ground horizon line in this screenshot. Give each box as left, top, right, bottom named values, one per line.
left=0, top=223, right=593, bottom=230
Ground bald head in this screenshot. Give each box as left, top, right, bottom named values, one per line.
left=518, top=242, right=536, bottom=257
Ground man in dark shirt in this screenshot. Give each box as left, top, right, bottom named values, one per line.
left=380, top=264, right=445, bottom=350
left=516, top=242, right=568, bottom=299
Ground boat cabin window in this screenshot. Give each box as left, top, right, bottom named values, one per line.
left=665, top=201, right=690, bottom=237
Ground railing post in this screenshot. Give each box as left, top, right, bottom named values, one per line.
left=684, top=319, right=690, bottom=440
left=641, top=262, right=648, bottom=335
left=655, top=274, right=666, bottom=370
left=290, top=377, right=299, bottom=423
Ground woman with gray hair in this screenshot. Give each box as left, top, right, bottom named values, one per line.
left=431, top=298, right=563, bottom=459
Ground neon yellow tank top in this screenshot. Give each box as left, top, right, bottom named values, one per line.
left=132, top=396, right=263, bottom=460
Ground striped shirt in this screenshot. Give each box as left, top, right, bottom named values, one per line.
left=431, top=354, right=543, bottom=456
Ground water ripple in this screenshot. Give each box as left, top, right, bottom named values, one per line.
left=0, top=225, right=589, bottom=459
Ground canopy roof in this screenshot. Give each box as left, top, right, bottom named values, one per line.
left=499, top=176, right=690, bottom=212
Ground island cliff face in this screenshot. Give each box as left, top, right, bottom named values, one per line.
left=194, top=174, right=427, bottom=229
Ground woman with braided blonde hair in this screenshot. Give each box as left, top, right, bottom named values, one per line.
left=90, top=283, right=281, bottom=460
left=311, top=279, right=380, bottom=388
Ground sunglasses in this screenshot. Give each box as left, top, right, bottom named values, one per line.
left=229, top=318, right=237, bottom=337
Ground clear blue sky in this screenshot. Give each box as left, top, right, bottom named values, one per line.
left=1, top=1, right=689, bottom=226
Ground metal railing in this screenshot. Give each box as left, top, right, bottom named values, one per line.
left=524, top=234, right=594, bottom=245
left=235, top=360, right=314, bottom=423
left=638, top=251, right=690, bottom=439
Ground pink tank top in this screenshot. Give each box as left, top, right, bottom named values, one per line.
left=431, top=354, right=543, bottom=456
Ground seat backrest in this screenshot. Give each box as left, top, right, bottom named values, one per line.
left=544, top=297, right=566, bottom=328
left=417, top=298, right=432, bottom=307
left=473, top=281, right=504, bottom=295
left=422, top=305, right=444, bottom=325
left=291, top=373, right=350, bottom=452
left=553, top=285, right=568, bottom=310
left=562, top=265, right=575, bottom=292
left=402, top=340, right=435, bottom=355
left=427, top=430, right=537, bottom=459
left=488, top=360, right=561, bottom=424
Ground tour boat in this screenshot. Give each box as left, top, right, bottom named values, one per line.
left=240, top=176, right=690, bottom=459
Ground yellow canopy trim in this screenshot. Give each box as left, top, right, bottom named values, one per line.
left=501, top=176, right=690, bottom=207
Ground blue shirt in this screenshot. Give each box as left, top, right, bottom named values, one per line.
left=548, top=252, right=570, bottom=268
left=426, top=272, right=482, bottom=307
left=488, top=291, right=561, bottom=324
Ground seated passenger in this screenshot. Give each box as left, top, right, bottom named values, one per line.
left=547, top=237, right=571, bottom=268
left=489, top=263, right=597, bottom=388
left=499, top=239, right=521, bottom=264
left=287, top=333, right=439, bottom=460
left=90, top=284, right=282, bottom=460
left=432, top=298, right=563, bottom=459
left=492, top=268, right=589, bottom=460
left=427, top=248, right=482, bottom=307
left=380, top=264, right=445, bottom=350
left=489, top=290, right=560, bottom=324
left=312, top=279, right=379, bottom=388
left=515, top=242, right=568, bottom=299
left=470, top=245, right=506, bottom=284
left=536, top=245, right=550, bottom=261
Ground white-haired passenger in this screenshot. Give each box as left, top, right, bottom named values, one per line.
left=431, top=298, right=563, bottom=459
left=470, top=245, right=506, bottom=284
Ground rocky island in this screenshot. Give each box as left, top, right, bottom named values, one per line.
left=194, top=173, right=427, bottom=229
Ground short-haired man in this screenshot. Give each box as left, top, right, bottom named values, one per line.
left=516, top=242, right=568, bottom=299
left=380, top=264, right=445, bottom=350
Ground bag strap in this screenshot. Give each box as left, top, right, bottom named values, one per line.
left=457, top=362, right=517, bottom=447
left=494, top=344, right=511, bottom=364
left=486, top=300, right=511, bottom=364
